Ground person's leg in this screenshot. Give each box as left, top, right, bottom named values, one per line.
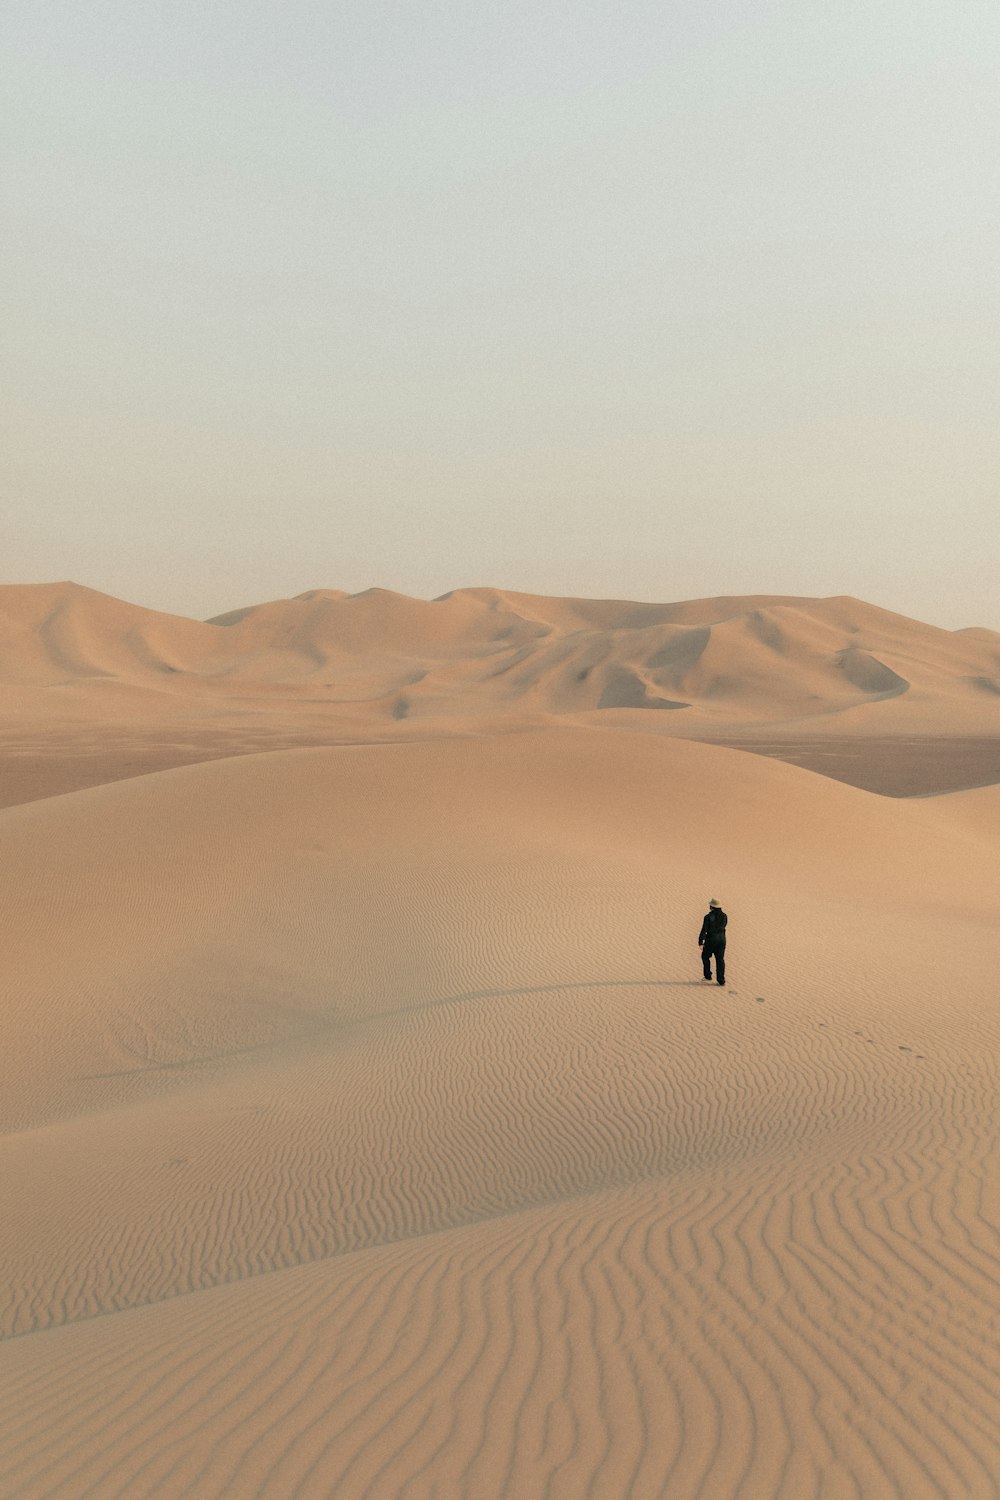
left=716, top=942, right=726, bottom=984
left=702, top=942, right=712, bottom=979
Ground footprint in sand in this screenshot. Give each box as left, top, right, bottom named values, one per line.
left=755, top=996, right=765, bottom=1004
left=899, top=1045, right=911, bottom=1052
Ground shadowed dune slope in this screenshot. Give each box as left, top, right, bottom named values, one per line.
left=1, top=728, right=999, bottom=1498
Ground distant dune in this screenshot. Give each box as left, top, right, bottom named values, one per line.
left=1, top=587, right=999, bottom=1497
left=2, top=580, right=999, bottom=728
left=1, top=581, right=998, bottom=806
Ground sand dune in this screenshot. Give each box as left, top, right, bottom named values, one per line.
left=3, top=581, right=999, bottom=733
left=1, top=586, right=998, bottom=1496
left=1, top=725, right=999, bottom=1497
left=1, top=581, right=998, bottom=814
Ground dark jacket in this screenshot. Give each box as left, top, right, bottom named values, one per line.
left=699, top=908, right=727, bottom=945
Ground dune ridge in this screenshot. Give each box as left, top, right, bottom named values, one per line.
left=2, top=580, right=999, bottom=731
left=2, top=580, right=998, bottom=809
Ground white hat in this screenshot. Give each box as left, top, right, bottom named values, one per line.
left=709, top=898, right=720, bottom=908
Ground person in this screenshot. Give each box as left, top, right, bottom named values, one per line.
left=699, top=898, right=727, bottom=985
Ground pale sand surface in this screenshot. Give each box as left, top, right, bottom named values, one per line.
left=1, top=585, right=999, bottom=1498
left=4, top=727, right=998, bottom=811
left=1, top=727, right=999, bottom=1498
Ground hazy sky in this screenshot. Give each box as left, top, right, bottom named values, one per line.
left=4, top=1, right=999, bottom=626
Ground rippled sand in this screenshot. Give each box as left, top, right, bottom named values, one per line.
left=2, top=722, right=998, bottom=1498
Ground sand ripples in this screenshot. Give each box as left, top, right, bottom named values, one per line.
left=2, top=979, right=999, bottom=1498
left=2, top=731, right=999, bottom=1497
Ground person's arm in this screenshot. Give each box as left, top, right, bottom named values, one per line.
left=698, top=918, right=707, bottom=945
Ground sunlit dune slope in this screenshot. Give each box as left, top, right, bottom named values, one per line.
left=1, top=728, right=999, bottom=1498
left=0, top=581, right=226, bottom=684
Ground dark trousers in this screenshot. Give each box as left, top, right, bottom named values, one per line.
left=702, top=939, right=726, bottom=983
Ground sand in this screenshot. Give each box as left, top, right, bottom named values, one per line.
left=1, top=585, right=998, bottom=1498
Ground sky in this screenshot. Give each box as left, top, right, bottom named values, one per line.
left=3, top=1, right=999, bottom=627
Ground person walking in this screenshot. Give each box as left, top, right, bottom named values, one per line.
left=699, top=899, right=727, bottom=985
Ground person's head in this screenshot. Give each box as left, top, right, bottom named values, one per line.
left=709, top=898, right=720, bottom=909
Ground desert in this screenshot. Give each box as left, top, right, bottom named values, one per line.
left=1, top=581, right=998, bottom=1498
left=8, top=2, right=1000, bottom=1491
